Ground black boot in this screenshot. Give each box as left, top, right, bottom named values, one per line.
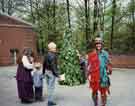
left=48, top=101, right=57, bottom=106
left=21, top=99, right=33, bottom=104
left=92, top=92, right=98, bottom=106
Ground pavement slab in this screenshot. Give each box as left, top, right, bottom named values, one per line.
left=0, top=66, right=135, bottom=106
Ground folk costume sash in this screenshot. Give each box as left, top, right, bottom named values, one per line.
left=98, top=50, right=109, bottom=88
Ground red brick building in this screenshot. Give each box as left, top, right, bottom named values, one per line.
left=0, top=13, right=37, bottom=66
left=111, top=55, right=135, bottom=68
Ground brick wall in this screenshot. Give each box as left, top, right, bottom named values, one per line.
left=0, top=14, right=37, bottom=66
left=0, top=26, right=36, bottom=66
left=111, top=55, right=135, bottom=68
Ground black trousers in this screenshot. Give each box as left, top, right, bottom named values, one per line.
left=34, top=87, right=43, bottom=100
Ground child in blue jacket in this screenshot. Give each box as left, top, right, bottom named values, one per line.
left=33, top=62, right=44, bottom=101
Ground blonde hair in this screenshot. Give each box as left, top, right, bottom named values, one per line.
left=48, top=42, right=57, bottom=52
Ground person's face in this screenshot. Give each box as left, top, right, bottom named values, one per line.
left=95, top=42, right=102, bottom=50
left=23, top=49, right=33, bottom=56
left=50, top=48, right=57, bottom=53
left=35, top=67, right=41, bottom=70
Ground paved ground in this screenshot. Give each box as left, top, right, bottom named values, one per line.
left=0, top=66, right=135, bottom=106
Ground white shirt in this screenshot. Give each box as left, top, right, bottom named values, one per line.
left=22, top=56, right=34, bottom=69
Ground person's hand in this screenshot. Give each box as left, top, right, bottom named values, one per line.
left=107, top=70, right=112, bottom=75
left=58, top=77, right=61, bottom=81
left=88, top=75, right=91, bottom=81
left=30, top=57, right=34, bottom=63
left=58, top=74, right=65, bottom=81
left=107, top=64, right=112, bottom=75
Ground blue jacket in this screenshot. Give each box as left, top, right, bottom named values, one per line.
left=33, top=70, right=44, bottom=87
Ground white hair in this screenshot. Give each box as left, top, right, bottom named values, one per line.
left=48, top=42, right=57, bottom=51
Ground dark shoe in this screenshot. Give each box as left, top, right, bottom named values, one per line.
left=48, top=101, right=57, bottom=105
left=35, top=98, right=44, bottom=102
left=21, top=99, right=33, bottom=104
left=39, top=98, right=44, bottom=102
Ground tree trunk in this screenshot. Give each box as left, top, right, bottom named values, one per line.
left=66, top=0, right=71, bottom=29
left=110, top=0, right=116, bottom=50
left=98, top=0, right=105, bottom=39
left=84, top=0, right=89, bottom=48
left=131, top=0, right=135, bottom=36
left=1, top=0, right=5, bottom=13
left=35, top=0, right=41, bottom=27
left=7, top=0, right=13, bottom=15
left=30, top=0, right=35, bottom=24
left=53, top=0, right=56, bottom=31
left=93, top=0, right=98, bottom=35
left=103, top=0, right=107, bottom=34
left=88, top=0, right=91, bottom=34
left=46, top=0, right=50, bottom=32
left=99, top=0, right=104, bottom=29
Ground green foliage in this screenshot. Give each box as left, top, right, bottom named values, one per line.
left=59, top=29, right=86, bottom=86
left=112, top=24, right=135, bottom=54
left=102, top=0, right=135, bottom=54
left=26, top=2, right=67, bottom=54
left=3, top=0, right=134, bottom=55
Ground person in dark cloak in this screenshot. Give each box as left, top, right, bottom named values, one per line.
left=16, top=48, right=35, bottom=104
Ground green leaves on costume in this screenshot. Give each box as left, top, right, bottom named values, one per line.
left=59, top=29, right=86, bottom=86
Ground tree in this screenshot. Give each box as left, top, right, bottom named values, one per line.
left=59, top=29, right=86, bottom=86
left=110, top=0, right=116, bottom=49
left=84, top=0, right=90, bottom=49
left=0, top=0, right=25, bottom=15
left=66, top=0, right=71, bottom=29
left=23, top=0, right=67, bottom=54
left=53, top=0, right=56, bottom=31
left=93, top=0, right=98, bottom=35
left=2, top=0, right=134, bottom=56
left=0, top=0, right=5, bottom=13
left=130, top=0, right=135, bottom=36
left=29, top=0, right=35, bottom=24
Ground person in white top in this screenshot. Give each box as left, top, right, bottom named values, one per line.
left=16, top=48, right=35, bottom=104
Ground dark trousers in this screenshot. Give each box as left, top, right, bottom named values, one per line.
left=34, top=87, right=43, bottom=100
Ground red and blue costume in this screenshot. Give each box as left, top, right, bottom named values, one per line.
left=87, top=49, right=112, bottom=106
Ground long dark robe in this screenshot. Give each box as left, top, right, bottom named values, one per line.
left=16, top=64, right=34, bottom=100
